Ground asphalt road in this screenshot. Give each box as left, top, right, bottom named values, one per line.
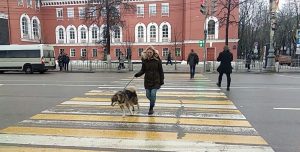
left=0, top=71, right=299, bottom=152
left=207, top=72, right=300, bottom=152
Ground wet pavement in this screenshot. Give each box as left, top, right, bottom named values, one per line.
left=0, top=74, right=274, bottom=151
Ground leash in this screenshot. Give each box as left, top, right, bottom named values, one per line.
left=123, top=76, right=135, bottom=90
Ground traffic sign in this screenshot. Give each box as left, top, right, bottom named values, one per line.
left=199, top=40, right=205, bottom=47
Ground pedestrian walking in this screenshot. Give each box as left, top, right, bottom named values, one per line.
left=245, top=53, right=252, bottom=72
left=166, top=52, right=173, bottom=65
left=187, top=49, right=199, bottom=79
left=64, top=54, right=70, bottom=71
left=134, top=45, right=164, bottom=115
left=118, top=53, right=125, bottom=70
left=57, top=53, right=64, bottom=71
left=216, top=45, right=233, bottom=91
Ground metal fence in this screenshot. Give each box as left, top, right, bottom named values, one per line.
left=60, top=59, right=300, bottom=73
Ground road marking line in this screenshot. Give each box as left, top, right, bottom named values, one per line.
left=89, top=90, right=226, bottom=95
left=20, top=119, right=258, bottom=135
left=70, top=97, right=233, bottom=105
left=61, top=101, right=237, bottom=109
left=30, top=114, right=250, bottom=127
left=0, top=126, right=267, bottom=145
left=273, top=108, right=300, bottom=111
left=0, top=134, right=274, bottom=152
left=0, top=146, right=105, bottom=152
left=56, top=105, right=242, bottom=114
left=42, top=109, right=246, bottom=120
left=85, top=93, right=227, bottom=98
left=277, top=74, right=300, bottom=79
left=98, top=86, right=221, bottom=91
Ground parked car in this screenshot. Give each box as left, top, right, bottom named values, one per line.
left=275, top=55, right=292, bottom=66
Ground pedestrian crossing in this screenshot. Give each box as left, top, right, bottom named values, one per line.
left=0, top=74, right=274, bottom=151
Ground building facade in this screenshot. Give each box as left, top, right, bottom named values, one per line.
left=0, top=0, right=239, bottom=61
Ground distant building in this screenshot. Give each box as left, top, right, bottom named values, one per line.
left=0, top=0, right=238, bottom=61
left=0, top=13, right=9, bottom=45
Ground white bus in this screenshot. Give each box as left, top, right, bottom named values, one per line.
left=0, top=44, right=56, bottom=74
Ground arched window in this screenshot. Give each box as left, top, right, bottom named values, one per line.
left=159, top=22, right=171, bottom=42
left=22, top=17, right=29, bottom=38
left=208, top=20, right=215, bottom=35
left=149, top=25, right=156, bottom=42
left=113, top=26, right=121, bottom=43
left=56, top=26, right=66, bottom=44
left=162, top=25, right=168, bottom=42
left=92, top=27, right=98, bottom=39
left=135, top=23, right=146, bottom=43
left=69, top=28, right=75, bottom=40
left=32, top=19, right=39, bottom=39
left=138, top=26, right=144, bottom=42
left=59, top=28, right=64, bottom=39
left=81, top=27, right=86, bottom=39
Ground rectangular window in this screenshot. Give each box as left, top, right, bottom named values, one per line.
left=56, top=8, right=63, bottom=19
left=90, top=7, right=96, bottom=17
left=27, top=0, right=32, bottom=8
left=67, top=8, right=74, bottom=18
left=138, top=48, right=143, bottom=57
left=92, top=48, right=97, bottom=57
left=78, top=7, right=85, bottom=19
left=136, top=4, right=144, bottom=17
left=70, top=48, right=75, bottom=57
left=18, top=0, right=23, bottom=6
left=81, top=48, right=87, bottom=57
left=149, top=4, right=156, bottom=16
left=175, top=48, right=181, bottom=56
left=35, top=0, right=41, bottom=9
left=162, top=48, right=169, bottom=57
left=161, top=3, right=169, bottom=16
left=59, top=48, right=65, bottom=54
left=115, top=48, right=121, bottom=57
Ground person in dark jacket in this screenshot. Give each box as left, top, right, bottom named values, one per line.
left=166, top=52, right=173, bottom=65
left=216, top=45, right=233, bottom=91
left=245, top=53, right=252, bottom=72
left=187, top=49, right=199, bottom=79
left=134, top=46, right=164, bottom=115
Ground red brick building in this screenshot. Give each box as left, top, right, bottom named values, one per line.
left=0, top=0, right=238, bottom=61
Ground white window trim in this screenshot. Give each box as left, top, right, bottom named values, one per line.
left=136, top=4, right=144, bottom=17
left=66, top=25, right=77, bottom=44
left=112, top=26, right=122, bottom=43
left=81, top=48, right=87, bottom=57
left=56, top=8, right=63, bottom=19
left=159, top=22, right=171, bottom=43
left=100, top=24, right=107, bottom=42
left=31, top=16, right=41, bottom=40
left=78, top=25, right=88, bottom=43
left=55, top=25, right=66, bottom=44
left=20, top=14, right=31, bottom=40
left=161, top=3, right=169, bottom=16
left=89, top=24, right=100, bottom=43
left=67, top=8, right=74, bottom=18
left=149, top=4, right=156, bottom=17
left=205, top=16, right=219, bottom=39
left=135, top=23, right=146, bottom=43
left=92, top=48, right=98, bottom=57
left=70, top=48, right=76, bottom=57
left=147, top=23, right=158, bottom=43
left=78, top=7, right=85, bottom=19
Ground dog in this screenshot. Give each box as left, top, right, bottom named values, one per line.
left=111, top=86, right=139, bottom=117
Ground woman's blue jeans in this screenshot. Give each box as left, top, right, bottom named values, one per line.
left=146, top=89, right=157, bottom=109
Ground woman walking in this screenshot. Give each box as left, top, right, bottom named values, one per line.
left=134, top=46, right=164, bottom=115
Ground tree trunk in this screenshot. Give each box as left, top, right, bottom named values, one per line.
left=225, top=0, right=231, bottom=46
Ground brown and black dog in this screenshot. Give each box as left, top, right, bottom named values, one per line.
left=111, top=87, right=139, bottom=117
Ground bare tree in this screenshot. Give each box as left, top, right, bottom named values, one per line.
left=85, top=0, right=134, bottom=63
left=121, top=23, right=134, bottom=71
left=171, top=27, right=183, bottom=70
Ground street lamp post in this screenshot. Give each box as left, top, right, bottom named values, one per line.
left=266, top=0, right=276, bottom=72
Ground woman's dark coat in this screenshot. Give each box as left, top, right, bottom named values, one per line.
left=217, top=50, right=233, bottom=73
left=135, top=56, right=164, bottom=89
